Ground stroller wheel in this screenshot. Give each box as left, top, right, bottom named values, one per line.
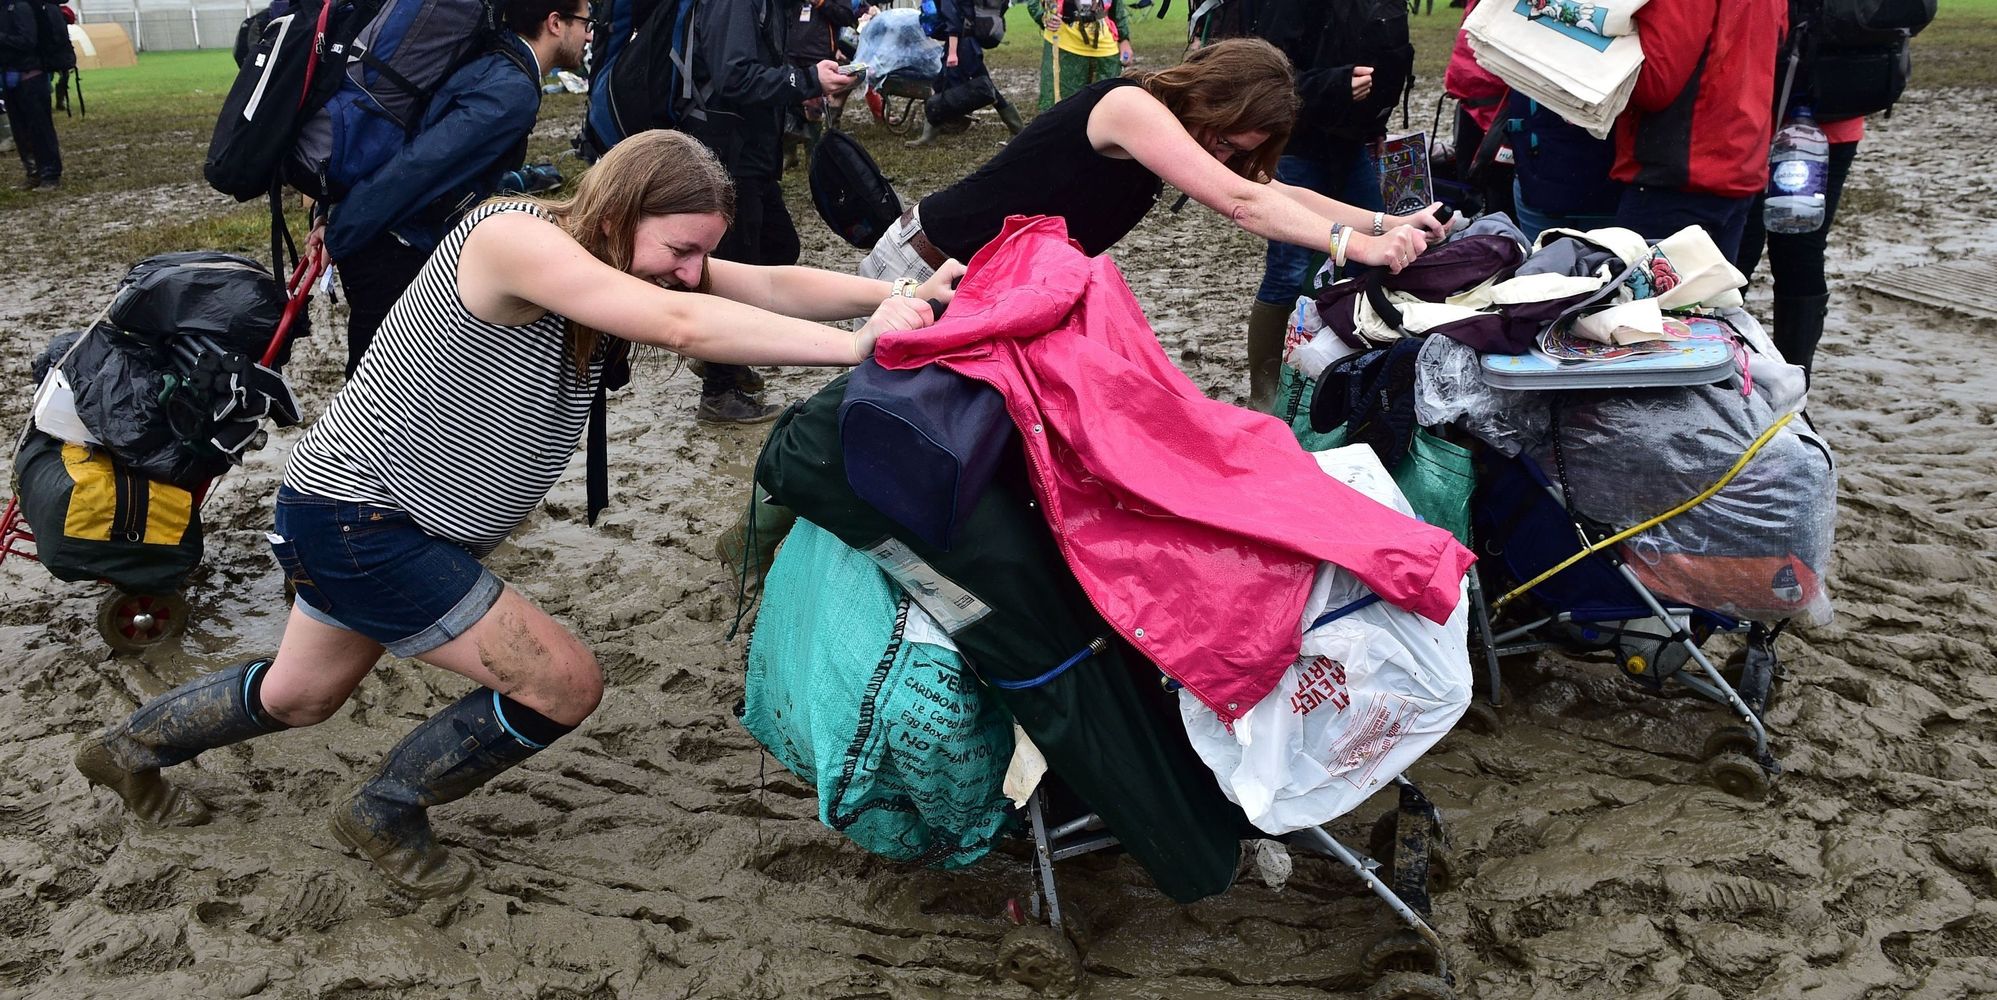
left=1369, top=810, right=1461, bottom=890
left=97, top=591, right=190, bottom=652
left=995, top=923, right=1083, bottom=995
left=1702, top=752, right=1772, bottom=801
left=1365, top=970, right=1456, bottom=1000
left=1361, top=929, right=1446, bottom=978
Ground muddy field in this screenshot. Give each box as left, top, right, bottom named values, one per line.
left=3, top=64, right=1996, bottom=1000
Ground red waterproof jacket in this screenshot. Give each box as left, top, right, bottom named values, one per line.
left=1611, top=0, right=1786, bottom=199
left=1445, top=0, right=1508, bottom=132
left=876, top=216, right=1475, bottom=723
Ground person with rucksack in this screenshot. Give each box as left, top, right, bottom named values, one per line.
left=1606, top=0, right=1786, bottom=262
left=1729, top=0, right=1929, bottom=380
left=1025, top=0, right=1132, bottom=112
left=1237, top=0, right=1411, bottom=413
left=785, top=0, right=868, bottom=160
left=74, top=128, right=961, bottom=900
left=302, top=0, right=592, bottom=378
left=669, top=0, right=861, bottom=423
left=905, top=0, right=1025, bottom=147
left=0, top=0, right=73, bottom=190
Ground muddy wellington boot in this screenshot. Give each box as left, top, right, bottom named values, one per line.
left=330, top=688, right=565, bottom=898
left=906, top=118, right=943, bottom=148
left=713, top=485, right=798, bottom=590
left=995, top=99, right=1025, bottom=136
left=1772, top=292, right=1830, bottom=383
left=74, top=659, right=290, bottom=826
left=1245, top=299, right=1293, bottom=414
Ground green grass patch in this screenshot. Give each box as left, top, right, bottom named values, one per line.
left=0, top=49, right=236, bottom=207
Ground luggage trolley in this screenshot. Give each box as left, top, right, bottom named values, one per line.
left=1000, top=778, right=1459, bottom=1000
left=0, top=254, right=322, bottom=652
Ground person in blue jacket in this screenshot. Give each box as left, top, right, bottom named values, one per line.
left=306, top=0, right=593, bottom=378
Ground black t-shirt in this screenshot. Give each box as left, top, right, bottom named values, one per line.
left=918, top=78, right=1164, bottom=261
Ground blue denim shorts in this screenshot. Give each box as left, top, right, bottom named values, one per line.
left=269, top=486, right=502, bottom=657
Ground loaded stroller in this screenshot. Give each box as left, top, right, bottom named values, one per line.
left=3, top=251, right=313, bottom=650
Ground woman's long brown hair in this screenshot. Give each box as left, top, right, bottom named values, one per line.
left=1129, top=37, right=1299, bottom=183
left=514, top=129, right=736, bottom=374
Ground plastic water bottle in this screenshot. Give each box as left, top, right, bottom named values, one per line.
left=1764, top=105, right=1829, bottom=234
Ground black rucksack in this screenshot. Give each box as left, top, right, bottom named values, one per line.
left=582, top=0, right=712, bottom=160
left=1787, top=0, right=1935, bottom=119
left=205, top=0, right=378, bottom=203
left=808, top=129, right=902, bottom=250
left=971, top=0, right=1006, bottom=47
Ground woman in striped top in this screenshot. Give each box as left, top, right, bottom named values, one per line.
left=75, top=130, right=964, bottom=898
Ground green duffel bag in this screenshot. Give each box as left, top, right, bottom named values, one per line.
left=755, top=372, right=1247, bottom=903
left=12, top=428, right=203, bottom=595
left=1275, top=363, right=1475, bottom=547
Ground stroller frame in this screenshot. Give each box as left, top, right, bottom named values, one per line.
left=1005, top=777, right=1457, bottom=997
left=1465, top=451, right=1786, bottom=798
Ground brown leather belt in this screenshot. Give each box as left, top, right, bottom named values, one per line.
left=899, top=207, right=949, bottom=270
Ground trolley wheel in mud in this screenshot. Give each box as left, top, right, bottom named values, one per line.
left=1702, top=751, right=1772, bottom=801
left=996, top=924, right=1083, bottom=995
left=97, top=590, right=190, bottom=652
left=1364, top=970, right=1456, bottom=1000
left=1361, top=928, right=1446, bottom=979
left=1457, top=701, right=1504, bottom=737
left=1369, top=810, right=1461, bottom=890
left=1700, top=725, right=1761, bottom=762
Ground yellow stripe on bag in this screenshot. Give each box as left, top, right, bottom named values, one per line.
left=61, top=444, right=118, bottom=542
left=58, top=444, right=194, bottom=545
left=144, top=480, right=194, bottom=545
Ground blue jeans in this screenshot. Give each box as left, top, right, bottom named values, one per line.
left=1255, top=148, right=1384, bottom=305
left=1613, top=185, right=1754, bottom=263
left=271, top=487, right=502, bottom=657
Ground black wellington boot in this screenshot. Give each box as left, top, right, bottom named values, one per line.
left=75, top=659, right=289, bottom=826
left=1772, top=293, right=1830, bottom=383
left=329, top=688, right=551, bottom=898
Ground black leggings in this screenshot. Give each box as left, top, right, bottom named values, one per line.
left=1734, top=140, right=1860, bottom=298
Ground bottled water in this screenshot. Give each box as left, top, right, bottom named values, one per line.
left=1764, top=105, right=1829, bottom=234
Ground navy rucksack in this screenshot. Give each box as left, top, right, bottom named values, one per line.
left=294, top=0, right=523, bottom=198
left=580, top=0, right=710, bottom=161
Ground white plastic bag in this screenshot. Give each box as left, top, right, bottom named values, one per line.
left=1179, top=446, right=1473, bottom=834
left=31, top=369, right=99, bottom=446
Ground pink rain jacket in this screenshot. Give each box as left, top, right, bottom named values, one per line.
left=876, top=217, right=1475, bottom=723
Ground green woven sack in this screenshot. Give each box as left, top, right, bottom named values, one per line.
left=742, top=518, right=1013, bottom=869
left=1275, top=363, right=1474, bottom=546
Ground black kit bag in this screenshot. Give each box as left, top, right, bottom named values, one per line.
left=923, top=75, right=997, bottom=124
left=807, top=129, right=903, bottom=250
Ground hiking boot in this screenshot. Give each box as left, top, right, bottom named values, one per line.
left=697, top=388, right=780, bottom=425
left=75, top=659, right=288, bottom=827
left=687, top=359, right=766, bottom=392
left=329, top=689, right=548, bottom=899
left=20, top=175, right=42, bottom=191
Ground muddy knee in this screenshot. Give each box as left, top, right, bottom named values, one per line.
left=505, top=646, right=602, bottom=726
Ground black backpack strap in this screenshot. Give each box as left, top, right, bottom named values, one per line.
left=585, top=339, right=634, bottom=525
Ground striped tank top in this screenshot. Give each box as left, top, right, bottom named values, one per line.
left=284, top=202, right=607, bottom=558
